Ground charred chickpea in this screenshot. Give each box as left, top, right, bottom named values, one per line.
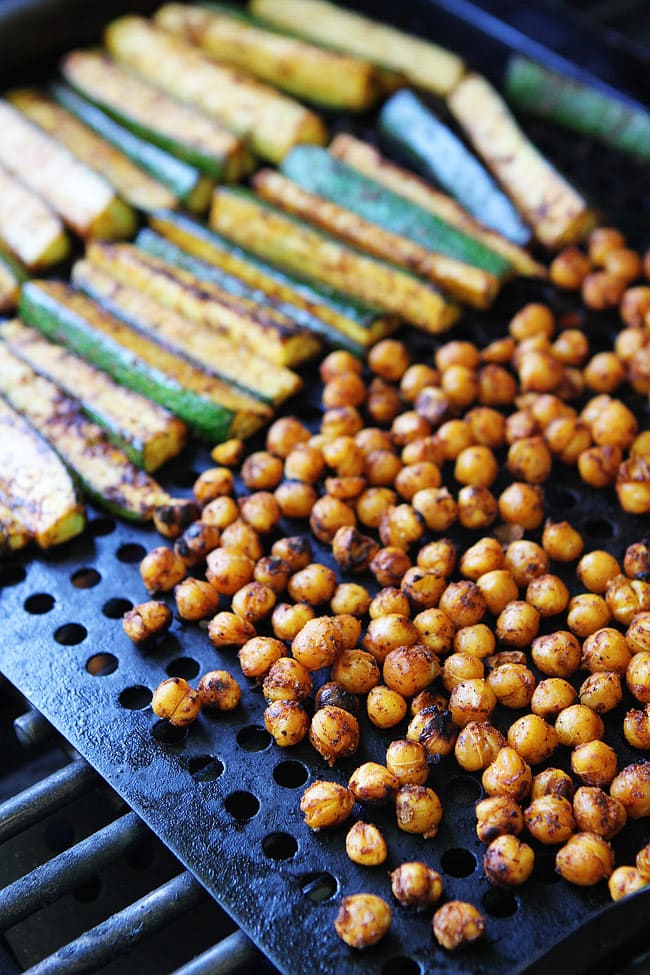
left=391, top=862, right=443, bottom=910
left=579, top=671, right=622, bottom=714
left=288, top=564, right=337, bottom=606
left=263, top=657, right=312, bottom=704
left=510, top=303, right=555, bottom=341
left=367, top=685, right=408, bottom=728
left=567, top=594, right=611, bottom=637
left=555, top=705, right=604, bottom=747
left=395, top=461, right=441, bottom=501
left=476, top=796, right=524, bottom=843
left=220, top=520, right=263, bottom=561
left=578, top=445, right=622, bottom=488
left=531, top=679, right=577, bottom=718
left=457, top=485, right=498, bottom=530
left=498, top=483, right=545, bottom=531
left=379, top=504, right=425, bottom=551
left=370, top=587, right=411, bottom=619
left=231, top=582, right=276, bottom=624
left=432, top=902, right=486, bottom=952
left=582, top=628, right=631, bottom=674
left=291, top=617, right=340, bottom=671
left=628, top=615, right=650, bottom=656
left=454, top=721, right=505, bottom=772
left=556, top=833, right=614, bottom=886
left=532, top=631, right=582, bottom=677
left=577, top=551, right=621, bottom=594
left=334, top=894, right=392, bottom=949
left=610, top=762, right=650, bottom=818
left=175, top=579, right=220, bottom=621
left=507, top=715, right=558, bottom=765
left=271, top=536, right=312, bottom=572
left=332, top=649, right=381, bottom=695
left=413, top=487, right=459, bottom=532
left=504, top=540, right=549, bottom=587
left=198, top=670, right=240, bottom=711
left=331, top=526, right=378, bottom=574
left=202, top=496, right=239, bottom=531
left=400, top=364, right=440, bottom=402
left=384, top=645, right=440, bottom=698
left=152, top=677, right=200, bottom=727
left=331, top=583, right=371, bottom=618
left=300, top=780, right=354, bottom=830
left=400, top=567, right=446, bottom=613
left=524, top=796, right=575, bottom=846
left=573, top=787, right=627, bottom=838
left=264, top=700, right=309, bottom=746
left=441, top=365, right=479, bottom=409
left=386, top=739, right=429, bottom=786
left=322, top=372, right=366, bottom=409
left=571, top=740, right=618, bottom=787
left=253, top=556, right=292, bottom=595
left=349, top=762, right=399, bottom=805
left=484, top=835, right=535, bottom=887
left=617, top=457, right=650, bottom=515
left=625, top=544, right=650, bottom=580
left=122, top=601, right=172, bottom=646
left=532, top=768, right=575, bottom=802
left=271, top=602, right=314, bottom=642
left=526, top=575, right=569, bottom=617
left=637, top=843, right=650, bottom=879
left=413, top=386, right=452, bottom=431
left=609, top=866, right=647, bottom=902
left=439, top=580, right=487, bottom=629
left=140, top=547, right=186, bottom=594
left=454, top=624, right=496, bottom=660
left=314, top=684, right=358, bottom=717
left=210, top=437, right=244, bottom=467
left=309, top=496, right=355, bottom=545
left=496, top=601, right=540, bottom=648
left=238, top=636, right=285, bottom=680
left=345, top=821, right=387, bottom=867
left=395, top=784, right=443, bottom=838
left=369, top=547, right=412, bottom=589
left=482, top=747, right=532, bottom=803
left=449, top=679, right=497, bottom=728
left=266, top=416, right=310, bottom=458
left=208, top=612, right=255, bottom=649
left=284, top=444, right=325, bottom=483
left=477, top=570, right=520, bottom=616
left=607, top=576, right=650, bottom=625
left=309, top=705, right=359, bottom=766
left=442, top=653, right=485, bottom=692
left=193, top=467, right=234, bottom=504
left=624, top=705, right=650, bottom=749
left=582, top=271, right=626, bottom=310
left=507, top=437, right=553, bottom=484
left=153, top=498, right=201, bottom=540
left=409, top=706, right=458, bottom=761
left=356, top=487, right=397, bottom=529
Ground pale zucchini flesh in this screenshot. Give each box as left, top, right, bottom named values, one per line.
left=0, top=396, right=85, bottom=548
left=155, top=3, right=382, bottom=111
left=0, top=164, right=70, bottom=270
left=105, top=16, right=327, bottom=163
left=8, top=88, right=178, bottom=214
left=448, top=73, right=598, bottom=250
left=210, top=188, right=460, bottom=333
left=0, top=319, right=188, bottom=473
left=72, top=259, right=302, bottom=406
left=0, top=98, right=136, bottom=240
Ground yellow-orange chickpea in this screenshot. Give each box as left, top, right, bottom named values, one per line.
left=581, top=628, right=631, bottom=674
left=201, top=495, right=238, bottom=532
left=532, top=768, right=575, bottom=802
left=582, top=271, right=626, bottom=310
left=321, top=405, right=363, bottom=439
left=503, top=543, right=546, bottom=589
left=301, top=780, right=354, bottom=830
left=573, top=786, right=627, bottom=838
left=391, top=411, right=432, bottom=447
left=483, top=834, right=535, bottom=887
left=583, top=352, right=626, bottom=394
left=207, top=612, right=256, bottom=650
left=400, top=567, right=446, bottom=613
left=482, top=747, right=532, bottom=802
left=531, top=679, right=577, bottom=718
left=284, top=444, right=325, bottom=483
left=412, top=487, right=458, bottom=532
left=621, top=284, right=650, bottom=326
left=368, top=338, right=409, bottom=380
left=402, top=435, right=446, bottom=467
left=567, top=594, right=612, bottom=637
left=379, top=504, right=424, bottom=551
left=524, top=796, right=575, bottom=846
left=288, top=564, right=336, bottom=606
left=264, top=700, right=310, bottom=746
left=400, top=364, right=440, bottom=403
left=435, top=420, right=475, bottom=460
left=607, top=576, right=650, bottom=626
left=457, top=485, right=498, bottom=530
left=369, top=547, right=411, bottom=588
left=454, top=624, right=496, bottom=660
left=505, top=409, right=539, bottom=445
left=411, top=690, right=448, bottom=716
left=454, top=721, right=505, bottom=771
left=627, top=614, right=650, bottom=657
left=475, top=796, right=524, bottom=843
left=556, top=832, right=614, bottom=886
left=355, top=427, right=393, bottom=455
left=603, top=247, right=642, bottom=282
left=459, top=538, right=503, bottom=582
left=609, top=866, right=647, bottom=902
left=526, top=575, right=569, bottom=618
left=626, top=652, right=650, bottom=704
left=386, top=739, right=429, bottom=786
left=449, top=679, right=497, bottom=727
left=367, top=377, right=403, bottom=424
left=552, top=329, right=590, bottom=366
left=439, top=581, right=487, bottom=629
left=497, top=483, right=544, bottom=530
left=198, top=669, right=241, bottom=711
left=391, top=862, right=443, bottom=910
left=395, top=784, right=443, bottom=838
left=240, top=453, right=282, bottom=493
left=238, top=636, right=285, bottom=680
left=550, top=247, right=591, bottom=289
left=210, top=437, right=244, bottom=467
left=417, top=539, right=457, bottom=577
left=122, top=601, right=172, bottom=647
left=327, top=478, right=368, bottom=503
left=485, top=651, right=527, bottom=670
left=140, top=547, right=187, bottom=594
left=331, top=583, right=371, bottom=618
left=555, top=704, right=604, bottom=747
left=589, top=227, right=626, bottom=265
left=262, top=657, right=312, bottom=703
left=174, top=578, right=220, bottom=621
left=442, top=653, right=484, bottom=691
left=615, top=326, right=646, bottom=362
left=637, top=843, right=650, bottom=878
left=231, top=581, right=276, bottom=624
left=253, top=556, right=292, bottom=594
left=510, top=303, right=555, bottom=341
left=320, top=350, right=362, bottom=383
left=441, top=365, right=478, bottom=409
left=321, top=436, right=365, bottom=477
left=363, top=614, right=418, bottom=664
left=610, top=763, right=650, bottom=818
left=432, top=902, right=486, bottom=952
left=476, top=570, right=519, bottom=617
left=518, top=350, right=565, bottom=394
left=383, top=645, right=439, bottom=697
left=579, top=671, right=622, bottom=714
left=356, top=487, right=397, bottom=529
left=266, top=416, right=310, bottom=458
left=366, top=685, right=408, bottom=728
left=291, top=616, right=340, bottom=671
left=309, top=706, right=359, bottom=766
left=466, top=406, right=507, bottom=448
left=395, top=461, right=441, bottom=501
left=617, top=457, right=650, bottom=515
left=322, top=372, right=366, bottom=409
left=345, top=821, right=388, bottom=867
left=507, top=437, right=552, bottom=485
left=454, top=445, right=498, bottom=489
left=545, top=417, right=592, bottom=465
left=330, top=614, right=361, bottom=652
left=531, top=631, right=581, bottom=678
left=349, top=762, right=399, bottom=806
left=507, top=714, right=558, bottom=765
left=625, top=544, right=650, bottom=580
left=436, top=340, right=481, bottom=372
left=578, top=445, right=622, bottom=488
left=483, top=335, right=516, bottom=364
left=487, top=664, right=535, bottom=709
left=220, top=520, right=264, bottom=561
left=369, top=587, right=411, bottom=619
left=205, top=548, right=252, bottom=597
left=152, top=677, right=200, bottom=727
left=541, top=520, right=583, bottom=563
left=269, top=603, right=313, bottom=643
left=577, top=551, right=621, bottom=594
left=496, top=601, right=540, bottom=648
left=239, top=492, right=281, bottom=535
left=571, top=740, right=618, bottom=787
left=193, top=467, right=234, bottom=504
left=334, top=893, right=392, bottom=949
left=412, top=608, right=454, bottom=655
left=592, top=399, right=638, bottom=450
left=413, top=386, right=453, bottom=430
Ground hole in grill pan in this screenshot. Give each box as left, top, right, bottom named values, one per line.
left=0, top=564, right=26, bottom=587
left=441, top=847, right=477, bottom=877
left=262, top=832, right=298, bottom=860
left=446, top=775, right=482, bottom=805
left=546, top=487, right=578, bottom=509
left=583, top=517, right=616, bottom=539
left=482, top=888, right=518, bottom=917
left=54, top=622, right=87, bottom=645
left=119, top=685, right=152, bottom=710
left=86, top=652, right=118, bottom=677
left=103, top=598, right=133, bottom=619
left=273, top=760, right=309, bottom=788
left=224, top=790, right=260, bottom=822
left=44, top=817, right=75, bottom=853
left=382, top=958, right=421, bottom=975
left=72, top=875, right=102, bottom=903
left=88, top=517, right=116, bottom=536
left=71, top=567, right=101, bottom=589
left=300, top=871, right=338, bottom=903
left=166, top=657, right=201, bottom=680
left=237, top=725, right=272, bottom=751
left=116, top=543, right=147, bottom=564
left=24, top=592, right=55, bottom=614
left=188, top=755, right=224, bottom=782
left=151, top=720, right=188, bottom=744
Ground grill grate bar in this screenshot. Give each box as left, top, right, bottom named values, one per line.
left=22, top=870, right=205, bottom=975
left=13, top=709, right=56, bottom=750
left=0, top=761, right=97, bottom=845
left=0, top=810, right=145, bottom=931
left=168, top=931, right=260, bottom=975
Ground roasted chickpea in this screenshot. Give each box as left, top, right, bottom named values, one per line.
left=363, top=614, right=418, bottom=664
left=509, top=303, right=555, bottom=341
left=552, top=328, right=590, bottom=366
left=395, top=461, right=441, bottom=501
left=524, top=796, right=575, bottom=847
left=382, top=645, right=439, bottom=700
left=451, top=626, right=493, bottom=663
left=607, top=575, right=650, bottom=624
left=238, top=636, right=285, bottom=680
left=458, top=539, right=502, bottom=582
left=331, top=649, right=380, bottom=695
left=571, top=740, right=618, bottom=786
left=253, top=556, right=291, bottom=595
left=153, top=498, right=200, bottom=540
left=208, top=612, right=255, bottom=649
left=193, top=467, right=234, bottom=504
left=508, top=715, right=557, bottom=765
left=567, top=593, right=611, bottom=637
left=482, top=748, right=532, bottom=802
left=231, top=582, right=276, bottom=624
left=496, top=601, right=540, bottom=649
left=321, top=405, right=363, bottom=439
left=609, top=866, right=647, bottom=902
left=438, top=581, right=487, bottom=629
left=582, top=271, right=626, bottom=310
left=442, top=653, right=485, bottom=692
left=366, top=685, right=407, bottom=729
left=626, top=652, right=650, bottom=703
left=122, top=601, right=172, bottom=646
left=531, top=679, right=577, bottom=718
left=201, top=496, right=239, bottom=531
left=210, top=437, right=244, bottom=467
left=291, top=617, right=340, bottom=671
left=395, top=784, right=442, bottom=838
left=140, top=546, right=186, bottom=594
left=369, top=587, right=410, bottom=619
left=505, top=436, right=551, bottom=484
left=269, top=602, right=312, bottom=642
left=400, top=567, right=445, bottom=613
left=503, top=540, right=548, bottom=587
left=205, top=548, right=252, bottom=596
left=366, top=337, right=408, bottom=380
left=476, top=570, right=519, bottom=617
left=330, top=527, right=378, bottom=575
left=369, top=547, right=411, bottom=591
left=263, top=657, right=312, bottom=703
left=320, top=350, right=362, bottom=383
left=581, top=628, right=631, bottom=675
left=409, top=706, right=458, bottom=761
left=412, top=487, right=459, bottom=532
left=390, top=861, right=443, bottom=911
left=483, top=834, right=534, bottom=887
left=610, top=763, right=650, bottom=818
left=441, top=364, right=479, bottom=409
left=400, top=364, right=440, bottom=403
left=555, top=705, right=604, bottom=747
left=239, top=492, right=281, bottom=535
left=476, top=796, right=524, bottom=844
left=367, top=377, right=402, bottom=424
left=274, top=480, right=318, bottom=519
left=434, top=419, right=475, bottom=460
left=625, top=543, right=650, bottom=581
left=391, top=411, right=432, bottom=447
left=636, top=843, right=650, bottom=879
left=264, top=700, right=310, bottom=746
left=603, top=246, right=642, bottom=282
left=288, top=564, right=337, bottom=606
left=584, top=351, right=626, bottom=395
left=455, top=722, right=505, bottom=772
left=220, top=519, right=263, bottom=561
left=345, top=821, right=387, bottom=867
left=354, top=489, right=396, bottom=531
left=578, top=445, right=622, bottom=488
left=334, top=893, right=392, bottom=949
left=349, top=762, right=399, bottom=805
left=266, top=416, right=310, bottom=458
left=483, top=336, right=516, bottom=364
left=432, top=902, right=486, bottom=952
left=486, top=651, right=527, bottom=671
left=577, top=551, right=621, bottom=594
left=525, top=575, right=570, bottom=618
left=197, top=670, right=240, bottom=711
left=573, top=787, right=627, bottom=839
left=333, top=612, right=362, bottom=653
left=541, top=520, right=583, bottom=563
left=175, top=578, right=220, bottom=621
left=579, top=671, right=622, bottom=714
left=627, top=612, right=650, bottom=654
left=594, top=395, right=639, bottom=447
left=624, top=705, right=650, bottom=749
left=330, top=583, right=370, bottom=618
left=301, top=780, right=354, bottom=830
left=531, top=768, right=575, bottom=802
left=152, top=677, right=200, bottom=727
left=436, top=340, right=481, bottom=372
left=456, top=485, right=498, bottom=530
left=496, top=482, right=544, bottom=531
left=453, top=445, right=498, bottom=489
left=556, top=832, right=614, bottom=886
left=450, top=680, right=497, bottom=728
left=386, top=739, right=429, bottom=786
left=402, top=436, right=445, bottom=466
left=314, top=684, right=358, bottom=717
left=241, top=451, right=288, bottom=490
left=531, top=631, right=581, bottom=677
left=379, top=504, right=425, bottom=551
left=322, top=372, right=366, bottom=409
left=589, top=227, right=626, bottom=265
left=309, top=706, right=359, bottom=766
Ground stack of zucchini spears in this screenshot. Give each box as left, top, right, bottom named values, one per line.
left=0, top=0, right=598, bottom=553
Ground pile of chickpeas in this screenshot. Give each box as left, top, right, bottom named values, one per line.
left=126, top=251, right=650, bottom=955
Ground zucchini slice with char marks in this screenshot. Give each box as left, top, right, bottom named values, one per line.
left=155, top=3, right=382, bottom=111
left=104, top=16, right=327, bottom=163
left=328, top=134, right=546, bottom=279
left=209, top=188, right=460, bottom=333
left=8, top=88, right=177, bottom=214
left=19, top=281, right=272, bottom=443
left=83, top=241, right=321, bottom=368
left=0, top=98, right=136, bottom=241
left=0, top=164, right=69, bottom=271
left=72, top=259, right=301, bottom=406
left=0, top=397, right=85, bottom=548
left=0, top=502, right=32, bottom=554
left=1, top=319, right=187, bottom=473
left=61, top=51, right=250, bottom=182
left=0, top=347, right=169, bottom=522
left=148, top=210, right=397, bottom=351
left=447, top=73, right=598, bottom=250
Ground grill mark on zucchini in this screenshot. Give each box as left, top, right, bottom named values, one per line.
left=0, top=164, right=70, bottom=270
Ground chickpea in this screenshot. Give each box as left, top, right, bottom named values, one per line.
left=603, top=246, right=642, bottom=282
left=238, top=637, right=285, bottom=681
left=331, top=583, right=371, bottom=618
left=369, top=587, right=410, bottom=619
left=197, top=670, right=241, bottom=711
left=355, top=488, right=396, bottom=530
left=367, top=378, right=402, bottom=424
left=264, top=700, right=310, bottom=746
left=579, top=671, right=622, bottom=714
left=494, top=601, right=539, bottom=649
left=395, top=784, right=442, bottom=838
left=449, top=680, right=497, bottom=728
left=231, top=582, right=276, bottom=624
left=589, top=227, right=626, bottom=264
left=395, top=461, right=441, bottom=501
left=452, top=446, right=498, bottom=489
left=383, top=645, right=440, bottom=698
left=391, top=411, right=432, bottom=447
left=416, top=540, right=455, bottom=578
left=322, top=372, right=366, bottom=409
left=370, top=545, right=412, bottom=588
left=411, top=387, right=450, bottom=431
left=202, top=496, right=239, bottom=531
left=636, top=843, right=650, bottom=879
left=379, top=504, right=425, bottom=551
left=349, top=762, right=399, bottom=805
left=412, top=487, right=458, bottom=532
left=334, top=893, right=392, bottom=949
left=331, top=526, right=378, bottom=575
left=265, top=416, right=310, bottom=458
left=263, top=657, right=312, bottom=703
left=483, top=834, right=534, bottom=888
left=555, top=705, right=604, bottom=747
left=321, top=405, right=363, bottom=439
left=523, top=796, right=576, bottom=847
left=482, top=748, right=532, bottom=802
left=573, top=787, right=627, bottom=838
left=455, top=722, right=505, bottom=772
left=525, top=575, right=569, bottom=618
left=386, top=739, right=429, bottom=786
left=476, top=570, right=519, bottom=617
left=509, top=303, right=555, bottom=341
left=458, top=539, right=502, bottom=582
left=205, top=548, right=251, bottom=596
left=607, top=575, right=650, bottom=625
left=140, top=546, right=186, bottom=594
left=486, top=664, right=535, bottom=711
left=436, top=340, right=481, bottom=371
left=609, top=866, right=647, bottom=902
left=628, top=613, right=650, bottom=654
left=610, top=763, right=650, bottom=818
left=291, top=617, right=340, bottom=671
left=400, top=568, right=445, bottom=613
left=320, top=349, right=362, bottom=383
left=366, top=685, right=407, bottom=728
left=321, top=436, right=365, bottom=478
left=541, top=520, right=583, bottom=563
left=483, top=335, right=516, bottom=364
left=567, top=594, right=611, bottom=637
left=345, top=821, right=387, bottom=867
left=175, top=578, right=220, bottom=621
left=288, top=564, right=337, bottom=606
left=442, top=654, right=485, bottom=691
left=208, top=612, right=255, bottom=649
left=624, top=705, right=650, bottom=749
left=451, top=624, right=494, bottom=660
left=582, top=271, right=626, bottom=310
left=153, top=498, right=200, bottom=540
left=578, top=445, right=622, bottom=488
left=332, top=613, right=361, bottom=652
left=270, top=602, right=313, bottom=642
left=531, top=768, right=575, bottom=802
left=432, top=902, right=486, bottom=952
left=301, top=780, right=354, bottom=830
left=152, top=677, right=200, bottom=727
left=508, top=715, right=558, bottom=765
left=456, top=485, right=498, bottom=530
left=274, top=480, right=318, bottom=519
left=402, top=435, right=446, bottom=466
left=282, top=444, right=324, bottom=485
left=552, top=329, right=590, bottom=366
left=577, top=551, right=621, bottom=594
left=220, top=519, right=263, bottom=561
left=625, top=544, right=650, bottom=581
left=409, top=705, right=458, bottom=761
left=364, top=615, right=418, bottom=664
left=556, top=832, right=614, bottom=886
left=400, top=364, right=440, bottom=402
left=307, top=496, right=354, bottom=546
left=365, top=337, right=408, bottom=380
left=476, top=796, right=524, bottom=844
left=193, top=467, right=234, bottom=504
left=621, top=286, right=650, bottom=328
left=496, top=482, right=544, bottom=531
left=435, top=419, right=475, bottom=460
left=505, top=436, right=551, bottom=485
left=238, top=492, right=281, bottom=535
left=122, top=601, right=172, bottom=646
left=438, top=581, right=487, bottom=629
left=581, top=628, right=631, bottom=675
left=253, top=556, right=292, bottom=595
left=441, top=364, right=479, bottom=409
left=210, top=437, right=244, bottom=467
left=531, top=631, right=580, bottom=678
left=504, top=540, right=548, bottom=588
left=388, top=862, right=444, bottom=913
left=309, top=705, right=359, bottom=766
left=531, top=679, right=577, bottom=718
left=583, top=352, right=626, bottom=394
left=571, top=740, right=618, bottom=787
left=332, top=649, right=380, bottom=695
left=486, top=651, right=527, bottom=670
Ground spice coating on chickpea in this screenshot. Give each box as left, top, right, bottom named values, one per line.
left=291, top=616, right=340, bottom=671
left=475, top=796, right=524, bottom=843
left=264, top=700, right=310, bottom=747
left=122, top=601, right=172, bottom=646
left=175, top=578, right=220, bottom=621
left=395, top=784, right=443, bottom=838
left=263, top=657, right=312, bottom=703
left=197, top=670, right=241, bottom=711
left=193, top=467, right=234, bottom=504
left=532, top=768, right=575, bottom=802
left=627, top=652, right=650, bottom=703
left=153, top=498, right=201, bottom=541
left=334, top=893, right=392, bottom=949
left=624, top=706, right=650, bottom=749
left=524, top=796, right=576, bottom=846
left=384, top=645, right=440, bottom=698
left=432, top=901, right=486, bottom=952
left=487, top=664, right=535, bottom=710
left=208, top=612, right=256, bottom=649
left=610, top=763, right=650, bottom=818
left=206, top=548, right=254, bottom=596
left=288, top=564, right=337, bottom=606
left=498, top=482, right=545, bottom=530
left=482, top=748, right=532, bottom=803
left=140, top=547, right=186, bottom=594
left=367, top=685, right=408, bottom=728
left=386, top=739, right=429, bottom=786
left=573, top=787, right=627, bottom=839
left=152, top=678, right=201, bottom=727
left=484, top=834, right=535, bottom=887
left=455, top=722, right=505, bottom=772
left=608, top=866, right=647, bottom=902
left=349, top=762, right=399, bottom=805
left=300, top=780, right=354, bottom=830
left=364, top=614, right=418, bottom=664
left=271, top=536, right=312, bottom=572
left=555, top=832, right=614, bottom=886
left=450, top=679, right=497, bottom=728
left=532, top=631, right=582, bottom=677
left=309, top=706, right=359, bottom=766
left=331, top=649, right=380, bottom=695
left=555, top=705, right=604, bottom=747
left=507, top=714, right=558, bottom=765
left=345, top=821, right=388, bottom=867
left=577, top=551, right=621, bottom=594
left=391, top=862, right=443, bottom=910
left=231, top=581, right=276, bottom=624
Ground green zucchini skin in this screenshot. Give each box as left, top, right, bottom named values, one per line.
left=280, top=145, right=511, bottom=277
left=505, top=56, right=650, bottom=164
left=19, top=281, right=238, bottom=444
left=379, top=89, right=531, bottom=247
left=0, top=244, right=27, bottom=311
left=52, top=84, right=212, bottom=212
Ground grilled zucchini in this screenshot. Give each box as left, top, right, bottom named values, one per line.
left=0, top=502, right=32, bottom=554
left=249, top=0, right=465, bottom=96
left=19, top=282, right=272, bottom=442
left=0, top=397, right=85, bottom=548
left=8, top=88, right=177, bottom=214
left=0, top=347, right=169, bottom=521
left=0, top=98, right=136, bottom=241
left=53, top=84, right=210, bottom=213
left=448, top=73, right=599, bottom=250
left=61, top=51, right=249, bottom=182
left=329, top=134, right=546, bottom=279
left=0, top=164, right=69, bottom=270
left=104, top=16, right=327, bottom=163
left=0, top=245, right=26, bottom=313
left=72, top=260, right=301, bottom=406
left=83, top=241, right=321, bottom=368
left=1, top=319, right=187, bottom=472
left=148, top=210, right=397, bottom=350
left=154, top=3, right=381, bottom=111
left=210, top=188, right=460, bottom=333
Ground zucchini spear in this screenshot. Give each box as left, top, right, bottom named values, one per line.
left=0, top=319, right=187, bottom=473
left=249, top=0, right=464, bottom=96
left=329, top=134, right=546, bottom=279
left=0, top=346, right=170, bottom=521
left=104, top=16, right=327, bottom=163
left=72, top=259, right=302, bottom=406
left=0, top=397, right=85, bottom=548
left=0, top=245, right=27, bottom=313
left=0, top=502, right=32, bottom=555
left=148, top=210, right=397, bottom=351
left=0, top=98, right=136, bottom=241
left=210, top=188, right=460, bottom=333
left=7, top=88, right=178, bottom=215
left=0, top=164, right=70, bottom=271
left=448, top=73, right=599, bottom=250
left=19, top=281, right=272, bottom=443
left=253, top=168, right=500, bottom=310
left=155, top=3, right=382, bottom=111
left=83, top=241, right=321, bottom=368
